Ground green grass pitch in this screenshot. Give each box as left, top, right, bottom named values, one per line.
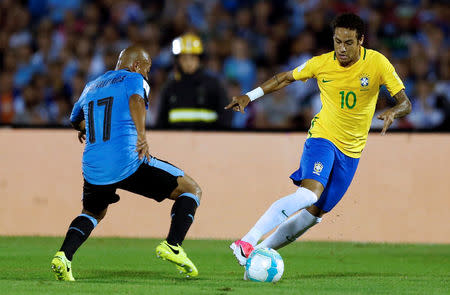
left=0, top=237, right=448, bottom=294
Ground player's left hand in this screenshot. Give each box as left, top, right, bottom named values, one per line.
left=377, top=109, right=395, bottom=135
left=77, top=130, right=86, bottom=143
left=136, top=136, right=151, bottom=161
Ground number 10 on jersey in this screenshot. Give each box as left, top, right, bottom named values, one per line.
left=339, top=91, right=357, bottom=109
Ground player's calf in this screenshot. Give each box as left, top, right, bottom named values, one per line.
left=157, top=174, right=201, bottom=276
left=166, top=175, right=201, bottom=246
left=51, top=212, right=101, bottom=281
left=256, top=208, right=323, bottom=250
left=59, top=212, right=100, bottom=261
left=239, top=187, right=318, bottom=246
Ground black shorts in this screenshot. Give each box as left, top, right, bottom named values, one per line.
left=82, top=158, right=183, bottom=214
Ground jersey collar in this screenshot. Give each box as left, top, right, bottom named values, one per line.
left=335, top=47, right=365, bottom=69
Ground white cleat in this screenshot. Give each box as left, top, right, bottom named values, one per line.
left=229, top=240, right=254, bottom=266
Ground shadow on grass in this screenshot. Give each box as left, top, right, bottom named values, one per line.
left=80, top=269, right=203, bottom=283
left=294, top=272, right=405, bottom=279
left=0, top=269, right=203, bottom=283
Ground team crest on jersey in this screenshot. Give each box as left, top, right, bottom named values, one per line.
left=313, top=162, right=323, bottom=176
left=360, top=77, right=369, bottom=86
left=359, top=73, right=370, bottom=87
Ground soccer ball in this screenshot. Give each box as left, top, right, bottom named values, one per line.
left=245, top=248, right=284, bottom=282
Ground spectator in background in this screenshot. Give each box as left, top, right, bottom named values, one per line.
left=98, top=24, right=129, bottom=54
left=287, top=0, right=320, bottom=37
left=283, top=31, right=318, bottom=111
left=14, top=45, right=34, bottom=89
left=70, top=71, right=86, bottom=106
left=0, top=72, right=15, bottom=123
left=28, top=0, right=49, bottom=21
left=250, top=67, right=297, bottom=130
left=408, top=80, right=445, bottom=129
left=0, top=0, right=448, bottom=130
left=8, top=6, right=32, bottom=49
left=252, top=86, right=298, bottom=130
left=223, top=37, right=256, bottom=128
left=14, top=75, right=50, bottom=125
left=47, top=59, right=72, bottom=124
left=223, top=37, right=256, bottom=92
left=47, top=0, right=83, bottom=24
left=31, top=33, right=53, bottom=74
left=304, top=9, right=333, bottom=52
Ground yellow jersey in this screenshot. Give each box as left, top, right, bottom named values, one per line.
left=292, top=47, right=404, bottom=158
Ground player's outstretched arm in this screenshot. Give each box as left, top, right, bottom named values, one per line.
left=377, top=89, right=412, bottom=135
left=129, top=94, right=150, bottom=161
left=225, top=70, right=296, bottom=113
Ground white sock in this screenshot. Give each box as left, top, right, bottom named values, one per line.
left=255, top=209, right=322, bottom=250
left=241, top=187, right=318, bottom=245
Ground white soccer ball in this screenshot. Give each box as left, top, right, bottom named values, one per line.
left=245, top=248, right=284, bottom=282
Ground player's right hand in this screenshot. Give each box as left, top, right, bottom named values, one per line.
left=224, top=95, right=251, bottom=114
left=136, top=136, right=150, bottom=161
left=77, top=131, right=86, bottom=143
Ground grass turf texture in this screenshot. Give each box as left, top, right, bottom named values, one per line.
left=0, top=237, right=448, bottom=295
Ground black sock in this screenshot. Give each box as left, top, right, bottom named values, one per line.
left=166, top=195, right=198, bottom=246
left=60, top=214, right=97, bottom=260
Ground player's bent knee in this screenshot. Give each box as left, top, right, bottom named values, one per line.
left=306, top=205, right=327, bottom=218
left=82, top=208, right=107, bottom=223
left=300, top=179, right=324, bottom=198
left=170, top=174, right=202, bottom=202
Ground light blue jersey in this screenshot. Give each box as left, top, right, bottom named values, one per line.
left=70, top=69, right=150, bottom=185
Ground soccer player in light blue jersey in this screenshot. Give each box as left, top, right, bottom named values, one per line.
left=51, top=46, right=201, bottom=280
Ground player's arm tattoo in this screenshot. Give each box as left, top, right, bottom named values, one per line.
left=391, top=89, right=412, bottom=118
left=262, top=71, right=296, bottom=94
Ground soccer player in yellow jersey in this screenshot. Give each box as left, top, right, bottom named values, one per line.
left=226, top=13, right=412, bottom=266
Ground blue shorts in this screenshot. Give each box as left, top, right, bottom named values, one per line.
left=290, top=138, right=359, bottom=212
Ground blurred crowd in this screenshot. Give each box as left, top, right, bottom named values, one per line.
left=0, top=0, right=449, bottom=130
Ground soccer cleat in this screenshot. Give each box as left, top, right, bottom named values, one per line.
left=155, top=240, right=198, bottom=277
left=51, top=251, right=75, bottom=281
left=230, top=240, right=254, bottom=266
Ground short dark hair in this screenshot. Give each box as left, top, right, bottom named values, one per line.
left=331, top=13, right=364, bottom=40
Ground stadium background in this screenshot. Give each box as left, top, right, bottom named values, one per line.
left=0, top=0, right=448, bottom=130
